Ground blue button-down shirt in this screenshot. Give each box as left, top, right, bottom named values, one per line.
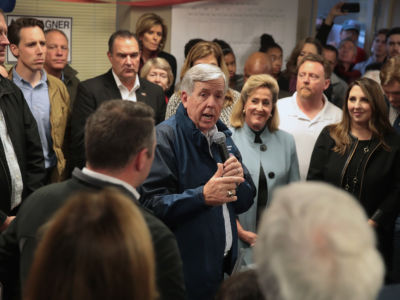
left=12, top=68, right=56, bottom=168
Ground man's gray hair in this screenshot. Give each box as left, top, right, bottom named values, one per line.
left=180, top=63, right=228, bottom=95
left=255, top=182, right=384, bottom=300
left=44, top=29, right=69, bottom=42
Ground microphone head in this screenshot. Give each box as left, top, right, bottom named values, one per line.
left=212, top=131, right=226, bottom=145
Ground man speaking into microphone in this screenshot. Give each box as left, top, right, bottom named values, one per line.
left=140, top=64, right=255, bottom=300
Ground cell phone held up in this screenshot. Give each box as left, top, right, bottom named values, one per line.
left=341, top=3, right=360, bottom=13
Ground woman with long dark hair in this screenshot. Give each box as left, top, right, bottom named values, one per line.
left=307, top=77, right=400, bottom=280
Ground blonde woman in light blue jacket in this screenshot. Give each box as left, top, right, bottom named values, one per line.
left=230, top=74, right=300, bottom=267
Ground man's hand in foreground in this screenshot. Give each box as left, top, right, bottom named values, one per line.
left=203, top=163, right=244, bottom=206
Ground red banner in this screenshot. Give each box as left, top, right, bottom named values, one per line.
left=56, top=0, right=206, bottom=6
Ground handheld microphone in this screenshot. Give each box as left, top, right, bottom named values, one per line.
left=212, top=132, right=230, bottom=162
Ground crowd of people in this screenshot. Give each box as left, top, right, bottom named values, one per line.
left=0, top=1, right=400, bottom=299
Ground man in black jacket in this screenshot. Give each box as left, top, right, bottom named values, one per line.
left=71, top=30, right=166, bottom=170
left=0, top=100, right=185, bottom=300
left=0, top=9, right=45, bottom=232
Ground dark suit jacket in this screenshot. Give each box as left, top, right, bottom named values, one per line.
left=158, top=51, right=177, bottom=98
left=378, top=284, right=400, bottom=300
left=0, top=76, right=45, bottom=225
left=63, top=64, right=80, bottom=107
left=0, top=168, right=185, bottom=300
left=70, top=70, right=166, bottom=169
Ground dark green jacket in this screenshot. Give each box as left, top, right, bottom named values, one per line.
left=63, top=64, right=80, bottom=108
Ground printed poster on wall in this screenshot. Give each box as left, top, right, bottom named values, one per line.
left=171, top=0, right=298, bottom=80
left=6, top=15, right=72, bottom=64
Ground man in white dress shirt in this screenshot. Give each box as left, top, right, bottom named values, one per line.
left=71, top=30, right=165, bottom=169
left=277, top=54, right=342, bottom=179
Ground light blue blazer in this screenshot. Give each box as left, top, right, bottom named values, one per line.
left=231, top=123, right=300, bottom=266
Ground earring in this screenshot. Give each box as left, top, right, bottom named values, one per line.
left=243, top=109, right=246, bottom=114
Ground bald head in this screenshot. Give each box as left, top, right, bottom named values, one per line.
left=244, top=52, right=272, bottom=82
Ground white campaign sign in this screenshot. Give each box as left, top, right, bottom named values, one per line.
left=171, top=0, right=298, bottom=82
left=6, top=15, right=73, bottom=63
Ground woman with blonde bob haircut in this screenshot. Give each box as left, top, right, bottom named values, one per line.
left=25, top=188, right=157, bottom=300
left=141, top=57, right=174, bottom=103
left=136, top=12, right=176, bottom=97
left=230, top=74, right=300, bottom=267
left=165, top=41, right=240, bottom=125
left=230, top=74, right=280, bottom=130
left=308, top=77, right=400, bottom=280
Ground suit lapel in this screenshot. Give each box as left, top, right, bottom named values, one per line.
left=136, top=78, right=148, bottom=103
left=104, top=69, right=123, bottom=99
left=72, top=168, right=139, bottom=203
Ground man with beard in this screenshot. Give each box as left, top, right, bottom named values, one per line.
left=277, top=54, right=342, bottom=179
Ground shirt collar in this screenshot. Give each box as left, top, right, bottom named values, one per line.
left=389, top=105, right=400, bottom=120
left=293, top=92, right=331, bottom=119
left=203, top=125, right=218, bottom=145
left=13, top=67, right=47, bottom=86
left=81, top=167, right=140, bottom=200
left=390, top=103, right=400, bottom=114
left=111, top=69, right=140, bottom=92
